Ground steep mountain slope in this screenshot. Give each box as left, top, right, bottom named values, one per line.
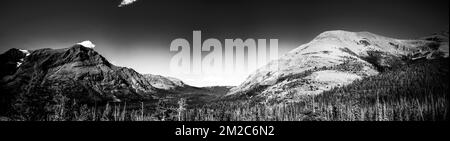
left=227, top=30, right=449, bottom=103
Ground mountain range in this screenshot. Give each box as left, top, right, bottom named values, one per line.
left=0, top=30, right=448, bottom=116
left=0, top=43, right=228, bottom=115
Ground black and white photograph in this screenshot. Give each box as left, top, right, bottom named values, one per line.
left=0, top=0, right=448, bottom=138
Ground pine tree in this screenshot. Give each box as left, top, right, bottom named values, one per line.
left=177, top=98, right=187, bottom=121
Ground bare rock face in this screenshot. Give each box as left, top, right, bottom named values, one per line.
left=226, top=30, right=448, bottom=103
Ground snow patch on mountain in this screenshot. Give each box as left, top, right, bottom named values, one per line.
left=15, top=49, right=30, bottom=67
left=16, top=59, right=23, bottom=67
left=19, top=49, right=30, bottom=57
left=77, top=40, right=96, bottom=48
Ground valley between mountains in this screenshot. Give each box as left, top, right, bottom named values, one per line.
left=0, top=30, right=448, bottom=121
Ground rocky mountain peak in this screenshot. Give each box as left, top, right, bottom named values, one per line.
left=61, top=44, right=111, bottom=67
left=226, top=30, right=449, bottom=103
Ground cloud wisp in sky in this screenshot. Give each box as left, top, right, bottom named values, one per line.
left=118, top=0, right=138, bottom=7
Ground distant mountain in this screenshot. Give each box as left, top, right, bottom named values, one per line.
left=226, top=30, right=449, bottom=103
left=143, top=74, right=186, bottom=90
